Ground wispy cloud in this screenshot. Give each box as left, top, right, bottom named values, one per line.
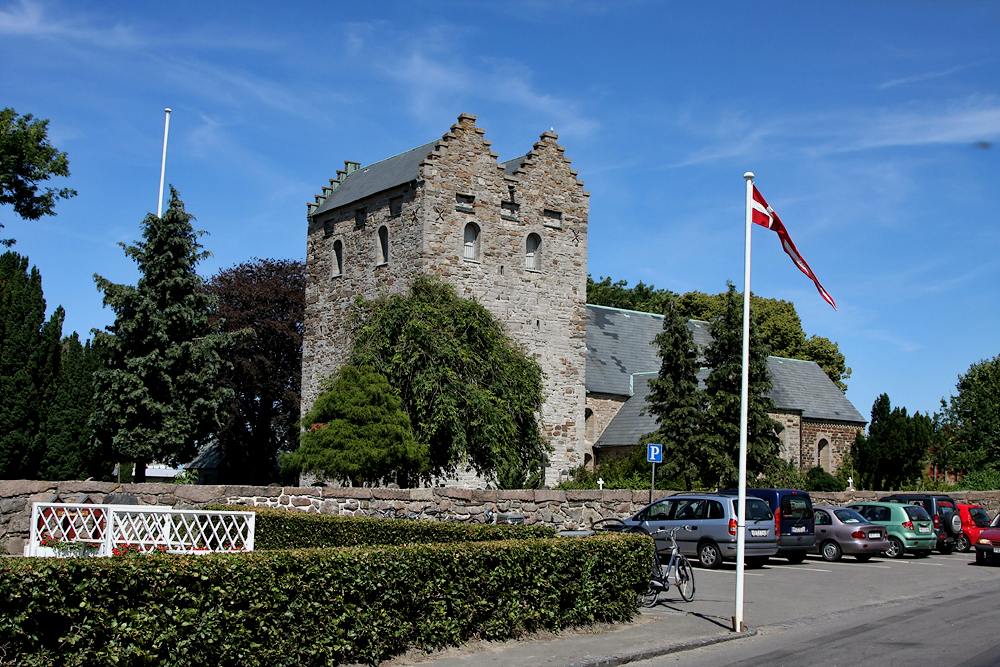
left=666, top=95, right=1000, bottom=168
left=878, top=65, right=969, bottom=90
left=346, top=22, right=599, bottom=136
left=0, top=0, right=138, bottom=47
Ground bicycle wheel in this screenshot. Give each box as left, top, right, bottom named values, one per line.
left=640, top=553, right=663, bottom=607
left=675, top=556, right=695, bottom=602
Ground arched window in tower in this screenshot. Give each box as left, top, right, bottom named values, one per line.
left=525, top=233, right=541, bottom=270
left=377, top=226, right=389, bottom=265
left=332, top=239, right=344, bottom=277
left=818, top=438, right=831, bottom=472
left=463, top=222, right=480, bottom=261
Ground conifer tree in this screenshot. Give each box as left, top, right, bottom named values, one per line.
left=90, top=190, right=236, bottom=481
left=0, top=251, right=63, bottom=478
left=38, top=334, right=105, bottom=480
left=698, top=283, right=781, bottom=488
left=639, top=295, right=707, bottom=490
left=282, top=365, right=427, bottom=487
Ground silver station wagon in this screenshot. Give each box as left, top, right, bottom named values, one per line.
left=621, top=493, right=779, bottom=569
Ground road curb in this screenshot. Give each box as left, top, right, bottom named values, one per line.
left=563, top=624, right=758, bottom=667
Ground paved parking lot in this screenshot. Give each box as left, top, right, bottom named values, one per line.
left=645, top=549, right=1000, bottom=629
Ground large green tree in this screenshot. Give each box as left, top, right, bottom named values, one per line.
left=0, top=251, right=63, bottom=478
left=204, top=258, right=304, bottom=485
left=638, top=295, right=707, bottom=490
left=586, top=275, right=851, bottom=391
left=90, top=190, right=237, bottom=482
left=852, top=393, right=929, bottom=490
left=936, top=355, right=1000, bottom=477
left=698, top=284, right=781, bottom=488
left=282, top=365, right=427, bottom=487
left=0, top=108, right=77, bottom=247
left=348, top=275, right=548, bottom=487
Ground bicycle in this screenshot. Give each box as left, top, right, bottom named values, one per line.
left=637, top=525, right=696, bottom=606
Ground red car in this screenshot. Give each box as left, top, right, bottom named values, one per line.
left=957, top=503, right=993, bottom=552
left=974, top=513, right=1000, bottom=565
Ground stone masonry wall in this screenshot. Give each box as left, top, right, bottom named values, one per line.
left=6, top=480, right=1000, bottom=556
left=800, top=420, right=864, bottom=474
left=771, top=411, right=802, bottom=469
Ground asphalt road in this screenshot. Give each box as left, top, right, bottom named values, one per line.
left=645, top=550, right=1000, bottom=666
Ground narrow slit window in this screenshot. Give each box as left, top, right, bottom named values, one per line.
left=463, top=222, right=480, bottom=261
left=525, top=233, right=541, bottom=270
left=332, top=240, right=343, bottom=277
left=377, top=226, right=389, bottom=265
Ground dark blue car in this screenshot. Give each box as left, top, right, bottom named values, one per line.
left=727, top=488, right=815, bottom=564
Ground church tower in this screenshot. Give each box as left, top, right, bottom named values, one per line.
left=302, top=113, right=589, bottom=486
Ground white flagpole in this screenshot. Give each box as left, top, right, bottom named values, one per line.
left=157, top=108, right=172, bottom=217
left=734, top=172, right=754, bottom=632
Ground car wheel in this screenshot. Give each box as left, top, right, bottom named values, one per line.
left=957, top=534, right=971, bottom=553
left=820, top=540, right=842, bottom=562
left=698, top=541, right=723, bottom=569
left=855, top=554, right=873, bottom=563
left=786, top=551, right=807, bottom=565
left=745, top=556, right=768, bottom=569
left=938, top=544, right=953, bottom=555
left=884, top=537, right=905, bottom=559
left=976, top=549, right=987, bottom=565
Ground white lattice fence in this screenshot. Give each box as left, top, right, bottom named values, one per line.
left=27, top=503, right=255, bottom=557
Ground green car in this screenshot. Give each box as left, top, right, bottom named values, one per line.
left=847, top=502, right=937, bottom=558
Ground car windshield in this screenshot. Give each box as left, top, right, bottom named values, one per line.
left=904, top=505, right=931, bottom=522
left=969, top=508, right=991, bottom=528
left=733, top=498, right=773, bottom=521
left=834, top=509, right=866, bottom=524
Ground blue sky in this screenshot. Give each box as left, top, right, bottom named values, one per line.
left=2, top=0, right=998, bottom=422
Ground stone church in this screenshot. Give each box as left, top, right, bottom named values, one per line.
left=302, top=113, right=866, bottom=487
left=302, top=113, right=589, bottom=487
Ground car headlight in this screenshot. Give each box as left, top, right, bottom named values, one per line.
left=978, top=538, right=992, bottom=545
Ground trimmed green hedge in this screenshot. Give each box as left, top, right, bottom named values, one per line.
left=203, top=505, right=556, bottom=550
left=0, top=534, right=650, bottom=666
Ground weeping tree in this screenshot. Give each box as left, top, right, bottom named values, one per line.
left=90, top=190, right=241, bottom=482
left=346, top=275, right=548, bottom=488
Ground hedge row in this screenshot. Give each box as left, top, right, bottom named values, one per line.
left=204, top=505, right=556, bottom=550
left=0, top=534, right=650, bottom=667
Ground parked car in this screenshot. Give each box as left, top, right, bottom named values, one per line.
left=621, top=493, right=778, bottom=569
left=974, top=513, right=1000, bottom=565
left=741, top=489, right=815, bottom=564
left=847, top=502, right=937, bottom=558
left=881, top=493, right=960, bottom=554
left=956, top=503, right=993, bottom=552
left=812, top=505, right=891, bottom=562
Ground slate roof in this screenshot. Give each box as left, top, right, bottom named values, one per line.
left=312, top=141, right=437, bottom=218
left=586, top=304, right=865, bottom=447
left=311, top=145, right=529, bottom=218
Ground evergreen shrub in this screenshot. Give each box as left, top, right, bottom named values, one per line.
left=0, top=534, right=649, bottom=666
left=203, top=505, right=555, bottom=550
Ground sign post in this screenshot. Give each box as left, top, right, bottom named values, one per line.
left=646, top=443, right=662, bottom=505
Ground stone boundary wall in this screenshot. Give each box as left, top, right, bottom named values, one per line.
left=4, top=480, right=1000, bottom=555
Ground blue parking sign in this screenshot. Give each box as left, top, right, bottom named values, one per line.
left=647, top=443, right=662, bottom=463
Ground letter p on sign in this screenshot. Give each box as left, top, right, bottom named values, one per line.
left=647, top=443, right=662, bottom=463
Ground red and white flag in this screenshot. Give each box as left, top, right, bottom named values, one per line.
left=751, top=185, right=837, bottom=310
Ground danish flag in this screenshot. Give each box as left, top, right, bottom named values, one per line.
left=751, top=185, right=837, bottom=310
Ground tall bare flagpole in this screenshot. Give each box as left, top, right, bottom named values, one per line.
left=734, top=172, right=754, bottom=632
left=157, top=108, right=172, bottom=217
